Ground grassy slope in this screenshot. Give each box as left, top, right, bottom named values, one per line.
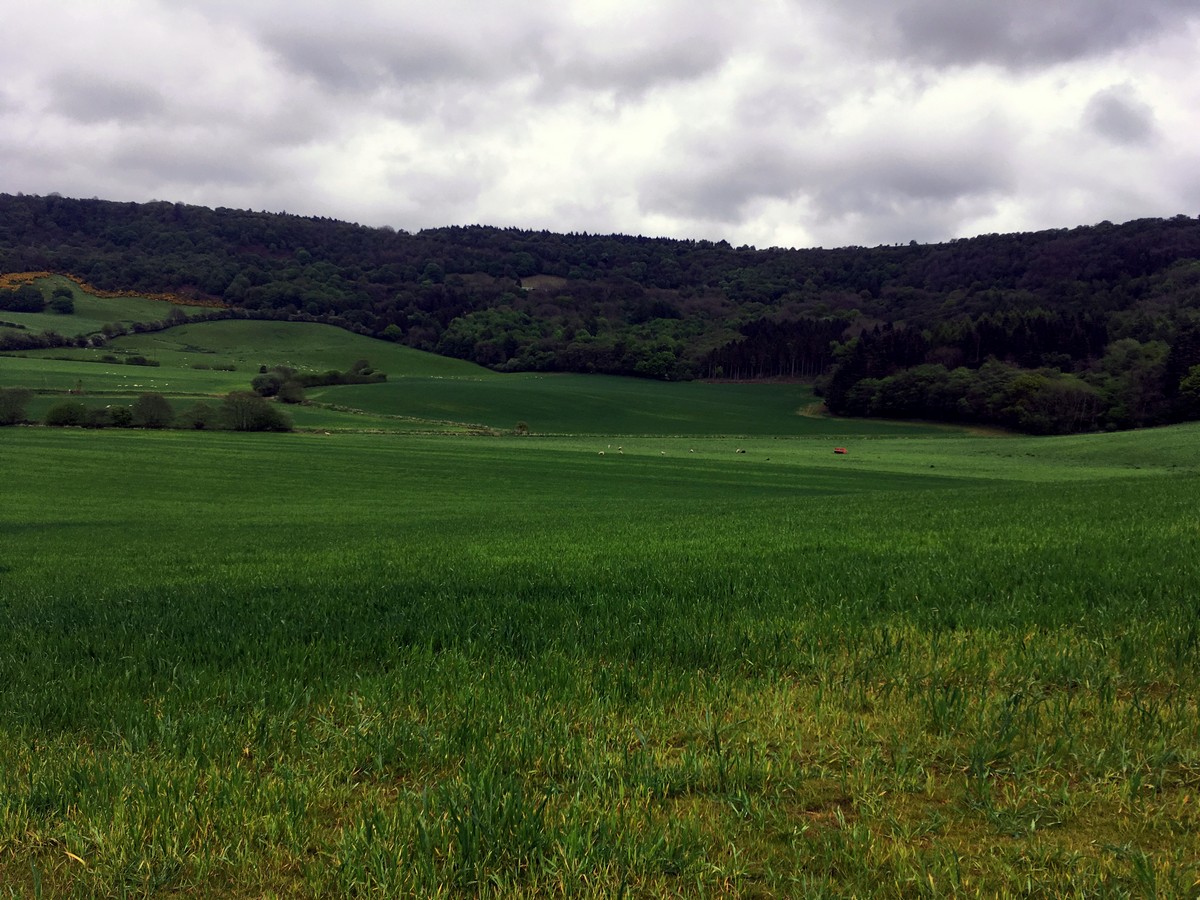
left=2, top=318, right=958, bottom=436
left=114, top=319, right=490, bottom=378
left=1, top=425, right=1198, bottom=895
left=0, top=275, right=205, bottom=337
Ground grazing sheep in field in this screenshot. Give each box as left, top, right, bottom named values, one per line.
left=598, top=451, right=605, bottom=456
left=735, top=448, right=746, bottom=454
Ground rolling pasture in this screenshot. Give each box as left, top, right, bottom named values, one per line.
left=2, top=309, right=1199, bottom=895
left=3, top=317, right=951, bottom=436
left=0, top=275, right=207, bottom=338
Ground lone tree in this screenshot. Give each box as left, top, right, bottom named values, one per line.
left=276, top=379, right=306, bottom=404
left=48, top=285, right=75, bottom=314
left=0, top=387, right=33, bottom=425
left=131, top=392, right=174, bottom=428
left=251, top=366, right=299, bottom=398
left=251, top=372, right=283, bottom=397
left=220, top=391, right=292, bottom=432
left=179, top=401, right=218, bottom=430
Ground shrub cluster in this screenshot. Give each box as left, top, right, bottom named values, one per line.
left=219, top=391, right=292, bottom=431
left=0, top=284, right=45, bottom=312
left=35, top=391, right=292, bottom=432
left=250, top=359, right=387, bottom=405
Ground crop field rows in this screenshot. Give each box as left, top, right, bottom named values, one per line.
left=2, top=423, right=1199, bottom=896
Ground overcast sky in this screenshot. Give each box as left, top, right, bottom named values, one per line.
left=2, top=1, right=1197, bottom=249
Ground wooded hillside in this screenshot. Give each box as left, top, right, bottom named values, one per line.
left=3, top=193, right=1200, bottom=432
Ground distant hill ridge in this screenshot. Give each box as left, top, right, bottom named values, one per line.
left=2, top=193, right=1199, bottom=432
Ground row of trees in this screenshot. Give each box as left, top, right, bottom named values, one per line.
left=820, top=318, right=1200, bottom=432
left=0, top=388, right=292, bottom=432
left=824, top=357, right=1200, bottom=434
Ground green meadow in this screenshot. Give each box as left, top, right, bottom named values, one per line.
left=2, top=310, right=1199, bottom=896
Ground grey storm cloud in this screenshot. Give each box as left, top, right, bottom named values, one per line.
left=531, top=6, right=739, bottom=99
left=841, top=0, right=1199, bottom=68
left=1084, top=85, right=1159, bottom=146
left=48, top=72, right=166, bottom=125
left=805, top=162, right=1013, bottom=247
left=640, top=102, right=1015, bottom=234
left=638, top=141, right=806, bottom=222
left=258, top=23, right=512, bottom=93
left=229, top=1, right=736, bottom=102
left=535, top=37, right=728, bottom=100
left=810, top=148, right=1013, bottom=215
left=108, top=132, right=284, bottom=190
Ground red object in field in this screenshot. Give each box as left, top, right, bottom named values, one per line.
left=833, top=447, right=848, bottom=454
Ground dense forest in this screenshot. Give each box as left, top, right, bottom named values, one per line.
left=3, top=193, right=1200, bottom=432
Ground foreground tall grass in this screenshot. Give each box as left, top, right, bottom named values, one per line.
left=2, top=427, right=1198, bottom=896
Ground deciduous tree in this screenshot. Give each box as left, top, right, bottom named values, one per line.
left=131, top=393, right=174, bottom=428
left=0, top=387, right=33, bottom=425
left=220, top=391, right=292, bottom=431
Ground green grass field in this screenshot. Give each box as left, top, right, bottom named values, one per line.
left=2, top=421, right=1199, bottom=897
left=2, top=315, right=1199, bottom=896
